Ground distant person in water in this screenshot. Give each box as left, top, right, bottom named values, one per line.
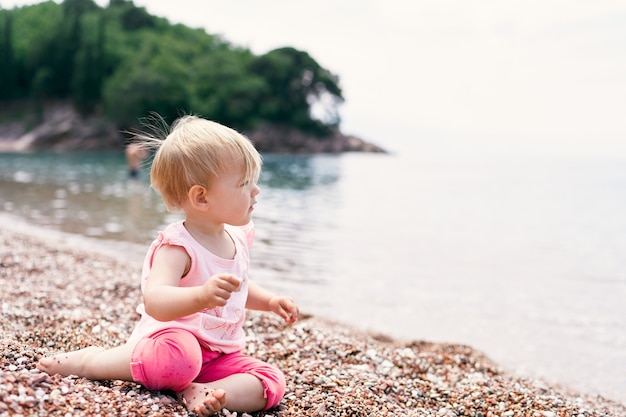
left=125, top=142, right=148, bottom=178
left=38, top=115, right=299, bottom=416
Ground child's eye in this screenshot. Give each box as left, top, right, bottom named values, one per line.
left=240, top=180, right=250, bottom=187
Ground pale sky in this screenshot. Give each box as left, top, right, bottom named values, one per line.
left=3, top=0, right=626, bottom=155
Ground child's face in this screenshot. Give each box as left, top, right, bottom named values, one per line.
left=206, top=161, right=260, bottom=226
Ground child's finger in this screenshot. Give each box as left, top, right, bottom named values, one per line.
left=216, top=274, right=241, bottom=291
left=282, top=300, right=299, bottom=323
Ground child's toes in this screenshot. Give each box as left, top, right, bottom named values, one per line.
left=193, top=389, right=227, bottom=416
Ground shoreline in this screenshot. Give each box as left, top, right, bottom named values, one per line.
left=1, top=222, right=625, bottom=416
left=0, top=212, right=148, bottom=264
left=0, top=101, right=387, bottom=154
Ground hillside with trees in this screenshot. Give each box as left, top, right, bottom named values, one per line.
left=0, top=0, right=383, bottom=153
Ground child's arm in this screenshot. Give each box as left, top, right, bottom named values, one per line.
left=143, top=244, right=241, bottom=321
left=246, top=281, right=299, bottom=324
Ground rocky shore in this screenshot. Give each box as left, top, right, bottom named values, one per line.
left=1, top=225, right=625, bottom=417
left=0, top=101, right=385, bottom=154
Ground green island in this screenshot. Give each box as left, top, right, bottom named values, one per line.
left=0, top=0, right=384, bottom=153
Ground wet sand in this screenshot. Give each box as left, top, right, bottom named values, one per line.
left=1, top=222, right=624, bottom=416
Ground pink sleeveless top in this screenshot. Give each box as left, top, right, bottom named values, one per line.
left=128, top=221, right=254, bottom=353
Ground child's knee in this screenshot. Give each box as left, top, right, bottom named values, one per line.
left=257, top=365, right=286, bottom=410
left=131, top=329, right=202, bottom=391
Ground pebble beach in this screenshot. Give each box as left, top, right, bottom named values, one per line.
left=1, top=224, right=625, bottom=417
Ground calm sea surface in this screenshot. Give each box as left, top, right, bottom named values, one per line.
left=0, top=149, right=625, bottom=404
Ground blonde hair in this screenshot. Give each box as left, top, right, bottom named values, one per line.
left=135, top=114, right=262, bottom=211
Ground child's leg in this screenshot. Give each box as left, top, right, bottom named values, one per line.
left=177, top=374, right=264, bottom=415
left=129, top=328, right=203, bottom=392
left=37, top=343, right=135, bottom=381
left=180, top=352, right=286, bottom=415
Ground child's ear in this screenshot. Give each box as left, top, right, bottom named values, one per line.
left=188, top=184, right=209, bottom=209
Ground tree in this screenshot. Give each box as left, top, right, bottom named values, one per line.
left=0, top=11, right=17, bottom=99
left=1, top=1, right=346, bottom=139
left=189, top=47, right=267, bottom=130
left=107, top=0, right=156, bottom=31
left=102, top=35, right=191, bottom=128
left=250, top=47, right=344, bottom=135
left=72, top=9, right=107, bottom=114
left=9, top=1, right=63, bottom=98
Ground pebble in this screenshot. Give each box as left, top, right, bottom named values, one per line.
left=1, top=228, right=625, bottom=417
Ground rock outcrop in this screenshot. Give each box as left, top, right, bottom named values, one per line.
left=245, top=123, right=385, bottom=154
left=0, top=103, right=120, bottom=152
left=0, top=102, right=385, bottom=154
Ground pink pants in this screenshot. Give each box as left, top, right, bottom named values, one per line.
left=130, top=328, right=286, bottom=410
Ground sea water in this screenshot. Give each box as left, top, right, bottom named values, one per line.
left=0, top=149, right=624, bottom=404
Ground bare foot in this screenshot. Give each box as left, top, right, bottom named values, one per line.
left=37, top=346, right=105, bottom=377
left=178, top=384, right=227, bottom=416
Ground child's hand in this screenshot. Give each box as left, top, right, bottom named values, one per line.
left=200, top=274, right=241, bottom=308
left=268, top=296, right=299, bottom=324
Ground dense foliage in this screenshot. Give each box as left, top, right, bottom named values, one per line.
left=0, top=0, right=344, bottom=135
